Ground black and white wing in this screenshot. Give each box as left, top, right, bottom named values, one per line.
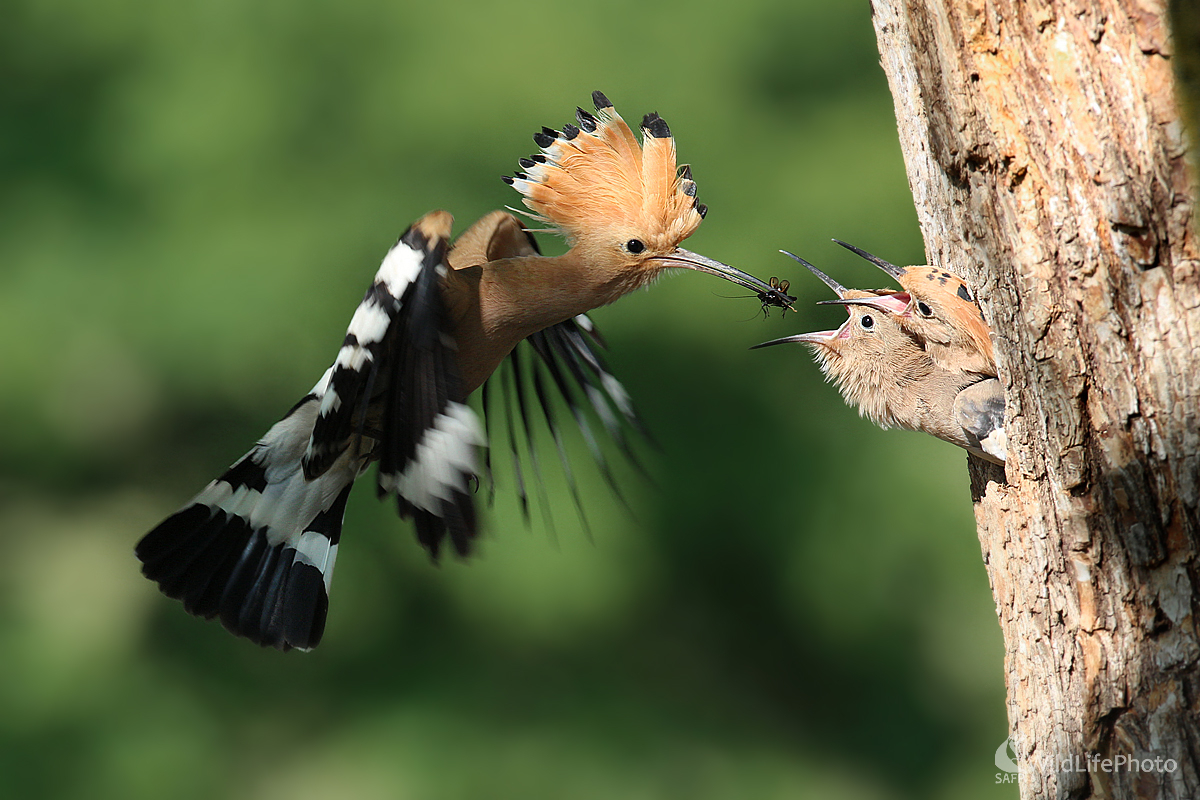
left=372, top=221, right=482, bottom=559
left=482, top=313, right=651, bottom=530
left=301, top=211, right=482, bottom=558
left=136, top=210, right=483, bottom=651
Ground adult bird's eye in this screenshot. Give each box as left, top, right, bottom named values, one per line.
left=625, top=239, right=645, bottom=254
left=860, top=314, right=875, bottom=330
left=917, top=301, right=933, bottom=317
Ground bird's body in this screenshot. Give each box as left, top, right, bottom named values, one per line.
left=137, top=92, right=793, bottom=651
left=828, top=242, right=1006, bottom=463
left=754, top=251, right=1006, bottom=464
left=803, top=293, right=983, bottom=443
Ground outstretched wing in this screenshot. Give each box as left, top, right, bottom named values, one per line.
left=374, top=224, right=483, bottom=559
left=302, top=211, right=483, bottom=560
left=483, top=313, right=652, bottom=531
left=303, top=216, right=445, bottom=479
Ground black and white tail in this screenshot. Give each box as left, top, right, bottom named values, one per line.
left=136, top=211, right=483, bottom=651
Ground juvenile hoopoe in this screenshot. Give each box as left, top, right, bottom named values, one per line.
left=828, top=241, right=1006, bottom=463
left=831, top=240, right=995, bottom=378
left=136, top=91, right=794, bottom=651
left=752, top=251, right=1006, bottom=464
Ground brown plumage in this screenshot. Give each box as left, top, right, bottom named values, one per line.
left=832, top=240, right=995, bottom=378
left=754, top=251, right=1005, bottom=464
left=134, top=92, right=793, bottom=651
left=443, top=92, right=790, bottom=391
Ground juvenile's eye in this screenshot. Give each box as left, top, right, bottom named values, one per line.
left=916, top=301, right=933, bottom=317
left=859, top=314, right=875, bottom=330
left=625, top=239, right=645, bottom=254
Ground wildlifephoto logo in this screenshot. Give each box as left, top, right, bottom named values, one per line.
left=994, top=738, right=1179, bottom=785
left=994, top=738, right=1019, bottom=779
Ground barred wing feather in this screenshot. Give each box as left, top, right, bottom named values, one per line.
left=483, top=313, right=651, bottom=530
left=136, top=213, right=482, bottom=651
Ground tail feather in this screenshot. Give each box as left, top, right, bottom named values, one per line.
left=136, top=398, right=357, bottom=651
left=225, top=534, right=284, bottom=638
left=142, top=505, right=242, bottom=602
left=216, top=529, right=269, bottom=622
left=178, top=513, right=256, bottom=614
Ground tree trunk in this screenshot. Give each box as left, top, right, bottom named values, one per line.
left=868, top=2, right=1200, bottom=798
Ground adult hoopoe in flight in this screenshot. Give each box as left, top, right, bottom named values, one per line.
left=752, top=250, right=1006, bottom=464
left=136, top=91, right=794, bottom=652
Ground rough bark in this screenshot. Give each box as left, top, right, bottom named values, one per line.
left=869, top=2, right=1200, bottom=798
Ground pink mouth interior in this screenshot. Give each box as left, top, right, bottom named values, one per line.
left=880, top=292, right=910, bottom=314
left=834, top=313, right=854, bottom=340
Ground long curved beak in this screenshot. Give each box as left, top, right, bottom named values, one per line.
left=831, top=239, right=906, bottom=279
left=816, top=293, right=910, bottom=314
left=654, top=248, right=797, bottom=309
left=779, top=250, right=847, bottom=298
left=750, top=331, right=835, bottom=349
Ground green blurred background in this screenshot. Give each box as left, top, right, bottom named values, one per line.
left=0, top=0, right=1015, bottom=797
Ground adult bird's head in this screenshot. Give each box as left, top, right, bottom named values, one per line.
left=505, top=91, right=792, bottom=304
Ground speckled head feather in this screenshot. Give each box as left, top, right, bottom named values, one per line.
left=898, top=267, right=994, bottom=366
left=832, top=240, right=995, bottom=376
left=506, top=91, right=705, bottom=251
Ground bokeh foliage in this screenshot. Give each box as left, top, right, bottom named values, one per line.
left=0, top=0, right=1015, bottom=797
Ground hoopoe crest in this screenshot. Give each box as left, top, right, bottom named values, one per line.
left=509, top=91, right=703, bottom=253
left=502, top=92, right=774, bottom=300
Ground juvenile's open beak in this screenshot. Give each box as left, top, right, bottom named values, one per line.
left=751, top=330, right=837, bottom=349
left=654, top=248, right=797, bottom=309
left=751, top=251, right=851, bottom=350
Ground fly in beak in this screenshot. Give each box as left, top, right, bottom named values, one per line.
left=653, top=248, right=797, bottom=310
left=750, top=251, right=855, bottom=349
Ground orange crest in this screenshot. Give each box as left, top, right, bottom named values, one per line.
left=505, top=91, right=706, bottom=249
